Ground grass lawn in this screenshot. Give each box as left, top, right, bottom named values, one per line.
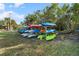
left=0, top=31, right=79, bottom=56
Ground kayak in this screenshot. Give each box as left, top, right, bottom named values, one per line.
left=42, top=22, right=56, bottom=26
left=38, top=34, right=56, bottom=40
left=46, top=29, right=56, bottom=33
left=46, top=34, right=56, bottom=40
left=37, top=35, right=45, bottom=40
left=32, top=29, right=40, bottom=33
left=29, top=24, right=42, bottom=28
left=28, top=33, right=37, bottom=38
left=21, top=33, right=29, bottom=37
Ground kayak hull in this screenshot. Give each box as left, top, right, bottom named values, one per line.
left=38, top=34, right=56, bottom=40
left=46, top=34, right=56, bottom=40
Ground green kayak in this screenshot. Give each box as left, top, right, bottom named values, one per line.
left=37, top=35, right=45, bottom=40
left=38, top=34, right=56, bottom=41
left=46, top=34, right=56, bottom=40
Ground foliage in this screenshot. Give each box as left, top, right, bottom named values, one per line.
left=0, top=17, right=18, bottom=30
left=24, top=3, right=79, bottom=32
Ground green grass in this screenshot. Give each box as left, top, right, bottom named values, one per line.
left=0, top=31, right=79, bottom=56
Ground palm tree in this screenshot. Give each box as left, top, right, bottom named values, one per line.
left=4, top=18, right=10, bottom=30
left=4, top=18, right=17, bottom=30
left=56, top=4, right=72, bottom=32
left=71, top=3, right=79, bottom=30
left=11, top=20, right=17, bottom=30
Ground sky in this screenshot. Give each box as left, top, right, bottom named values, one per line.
left=0, top=3, right=51, bottom=24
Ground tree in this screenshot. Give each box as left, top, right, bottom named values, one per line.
left=4, top=17, right=11, bottom=30
left=71, top=4, right=79, bottom=30
left=0, top=20, right=4, bottom=25
left=4, top=18, right=18, bottom=30
left=24, top=3, right=79, bottom=33
left=42, top=4, right=59, bottom=23
left=11, top=20, right=18, bottom=30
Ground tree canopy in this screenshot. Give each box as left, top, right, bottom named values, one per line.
left=22, top=3, right=79, bottom=33
left=0, top=17, right=18, bottom=30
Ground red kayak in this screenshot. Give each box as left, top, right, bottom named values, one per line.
left=29, top=24, right=42, bottom=28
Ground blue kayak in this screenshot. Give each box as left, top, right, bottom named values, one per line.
left=42, top=22, right=56, bottom=26
left=18, top=29, right=29, bottom=33
left=32, top=30, right=40, bottom=33
left=46, top=29, right=56, bottom=33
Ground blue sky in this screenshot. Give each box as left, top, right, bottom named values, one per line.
left=0, top=3, right=63, bottom=24
left=5, top=3, right=51, bottom=15
left=0, top=3, right=51, bottom=24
